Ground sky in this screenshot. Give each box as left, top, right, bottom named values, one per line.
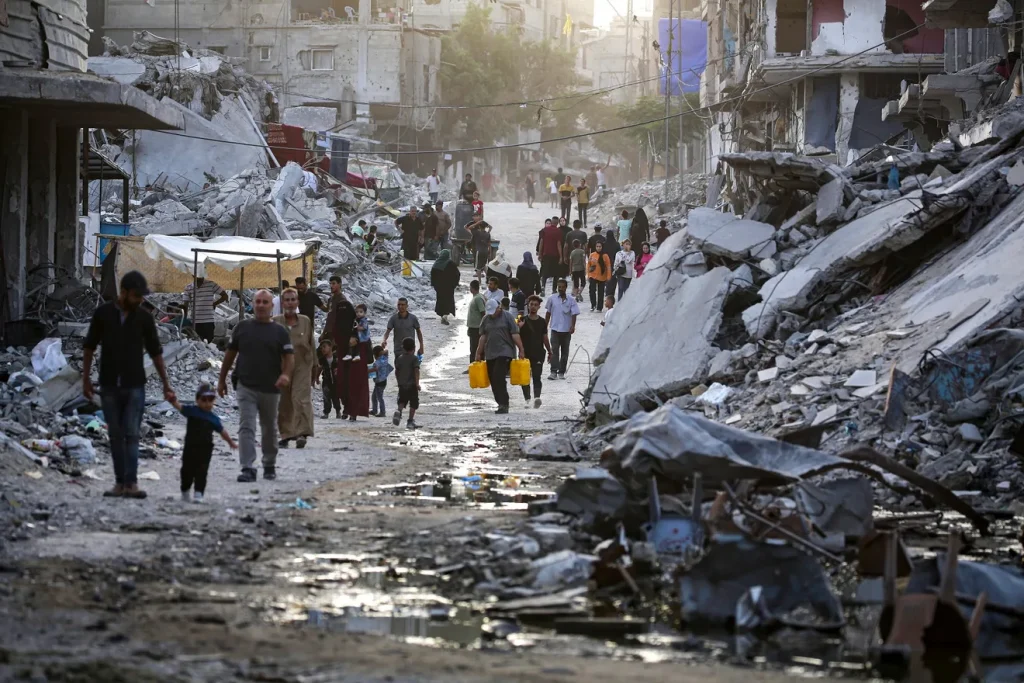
left=592, top=0, right=653, bottom=29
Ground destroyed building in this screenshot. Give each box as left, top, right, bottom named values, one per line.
left=0, top=0, right=183, bottom=319
left=93, top=0, right=442, bottom=145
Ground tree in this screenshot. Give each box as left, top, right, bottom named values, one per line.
left=583, top=93, right=705, bottom=175
left=439, top=4, right=578, bottom=146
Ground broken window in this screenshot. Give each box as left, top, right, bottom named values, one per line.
left=775, top=0, right=807, bottom=55
left=883, top=3, right=918, bottom=54
left=311, top=48, right=334, bottom=70
left=208, top=46, right=227, bottom=55
left=259, top=46, right=272, bottom=61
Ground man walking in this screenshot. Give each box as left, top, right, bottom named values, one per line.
left=536, top=218, right=564, bottom=294
left=558, top=175, right=574, bottom=222
left=182, top=276, right=228, bottom=343
left=459, top=173, right=478, bottom=202
left=476, top=298, right=525, bottom=414
left=426, top=168, right=441, bottom=204
left=545, top=278, right=580, bottom=380
left=524, top=172, right=536, bottom=208
left=466, top=280, right=486, bottom=366
left=218, top=289, right=294, bottom=483
left=84, top=271, right=176, bottom=499
left=381, top=297, right=424, bottom=356
left=294, top=276, right=329, bottom=322
left=576, top=178, right=590, bottom=228
left=435, top=201, right=452, bottom=252
left=518, top=295, right=551, bottom=409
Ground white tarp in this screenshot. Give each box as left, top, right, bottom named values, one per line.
left=143, top=235, right=310, bottom=277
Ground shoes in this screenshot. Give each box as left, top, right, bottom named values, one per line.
left=548, top=372, right=558, bottom=380
left=406, top=420, right=419, bottom=429
left=263, top=467, right=277, bottom=481
left=495, top=406, right=509, bottom=414
left=335, top=410, right=342, bottom=418
left=341, top=355, right=353, bottom=361
left=392, top=410, right=402, bottom=426
left=278, top=439, right=289, bottom=448
left=193, top=492, right=204, bottom=503
left=181, top=490, right=192, bottom=502
left=441, top=317, right=450, bottom=325
left=461, top=369, right=469, bottom=375
left=237, top=468, right=257, bottom=483
left=558, top=372, right=566, bottom=380
left=296, top=437, right=307, bottom=449
left=122, top=485, right=147, bottom=499
left=341, top=413, right=350, bottom=420
left=321, top=412, right=330, bottom=419
left=534, top=398, right=542, bottom=408
left=349, top=415, right=357, bottom=422
left=103, top=485, right=124, bottom=498
left=369, top=410, right=378, bottom=417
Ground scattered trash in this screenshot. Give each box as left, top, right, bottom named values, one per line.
left=289, top=498, right=315, bottom=510
left=61, top=435, right=97, bottom=464
left=138, top=471, right=161, bottom=481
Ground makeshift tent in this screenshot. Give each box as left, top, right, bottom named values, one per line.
left=104, top=235, right=319, bottom=293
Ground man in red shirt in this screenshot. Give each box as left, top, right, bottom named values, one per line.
left=536, top=218, right=564, bottom=295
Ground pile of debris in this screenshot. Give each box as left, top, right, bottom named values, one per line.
left=590, top=173, right=711, bottom=228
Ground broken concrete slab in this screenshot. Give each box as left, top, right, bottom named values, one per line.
left=844, top=370, right=877, bottom=388
left=816, top=178, right=845, bottom=225
left=742, top=302, right=776, bottom=340
left=757, top=367, right=779, bottom=382
left=686, top=208, right=776, bottom=260
left=520, top=432, right=581, bottom=461
left=281, top=105, right=338, bottom=132
left=88, top=56, right=147, bottom=85
left=811, top=404, right=838, bottom=427
left=591, top=240, right=732, bottom=415
left=757, top=190, right=945, bottom=316
left=707, top=349, right=734, bottom=379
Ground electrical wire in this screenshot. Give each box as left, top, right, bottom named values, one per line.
left=150, top=23, right=928, bottom=157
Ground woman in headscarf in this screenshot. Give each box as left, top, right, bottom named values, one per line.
left=630, top=207, right=650, bottom=250
left=603, top=228, right=621, bottom=300
left=486, top=250, right=513, bottom=294
left=516, top=252, right=541, bottom=296
left=557, top=218, right=571, bottom=278
left=274, top=288, right=315, bottom=448
left=635, top=242, right=654, bottom=278
left=430, top=249, right=460, bottom=325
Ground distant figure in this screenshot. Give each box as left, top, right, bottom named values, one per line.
left=524, top=172, right=536, bottom=208
left=459, top=173, right=478, bottom=202
left=430, top=249, right=460, bottom=325
left=182, top=276, right=228, bottom=343
left=426, top=168, right=441, bottom=204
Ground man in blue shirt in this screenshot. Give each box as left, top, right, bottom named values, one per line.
left=544, top=278, right=580, bottom=380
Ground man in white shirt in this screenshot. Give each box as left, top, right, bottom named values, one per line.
left=426, top=169, right=441, bottom=204
left=544, top=278, right=580, bottom=380
left=182, top=277, right=228, bottom=342
left=271, top=280, right=289, bottom=317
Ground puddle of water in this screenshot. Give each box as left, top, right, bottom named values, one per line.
left=362, top=471, right=555, bottom=508
left=306, top=606, right=485, bottom=646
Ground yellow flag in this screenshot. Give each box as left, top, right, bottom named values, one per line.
left=563, top=13, right=572, bottom=35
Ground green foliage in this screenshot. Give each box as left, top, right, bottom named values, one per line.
left=439, top=3, right=578, bottom=145
left=583, top=93, right=704, bottom=171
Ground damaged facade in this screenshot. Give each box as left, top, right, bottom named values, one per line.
left=0, top=0, right=182, bottom=320
left=95, top=0, right=442, bottom=142
left=701, top=0, right=947, bottom=165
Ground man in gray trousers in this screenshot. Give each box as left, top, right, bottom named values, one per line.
left=218, top=289, right=294, bottom=482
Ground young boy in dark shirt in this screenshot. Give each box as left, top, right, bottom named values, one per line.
left=173, top=383, right=236, bottom=502
left=392, top=337, right=421, bottom=429
left=315, top=339, right=341, bottom=418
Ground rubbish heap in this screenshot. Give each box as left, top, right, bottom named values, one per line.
left=510, top=69, right=1024, bottom=675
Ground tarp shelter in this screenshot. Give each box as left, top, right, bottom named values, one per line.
left=105, top=235, right=319, bottom=293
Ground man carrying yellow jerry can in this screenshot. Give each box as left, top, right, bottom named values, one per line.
left=471, top=298, right=526, bottom=414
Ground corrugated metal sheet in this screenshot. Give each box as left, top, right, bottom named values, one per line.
left=945, top=28, right=1005, bottom=74
left=0, top=0, right=87, bottom=71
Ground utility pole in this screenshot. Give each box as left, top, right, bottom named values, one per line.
left=663, top=0, right=673, bottom=198
left=624, top=0, right=633, bottom=96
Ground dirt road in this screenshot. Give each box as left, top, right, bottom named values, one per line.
left=0, top=202, right=797, bottom=683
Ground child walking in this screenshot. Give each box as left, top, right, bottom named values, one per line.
left=369, top=344, right=393, bottom=417
left=569, top=239, right=586, bottom=302
left=392, top=337, right=421, bottom=429
left=174, top=383, right=236, bottom=502
left=315, top=338, right=341, bottom=419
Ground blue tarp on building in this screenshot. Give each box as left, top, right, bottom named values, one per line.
left=658, top=19, right=708, bottom=96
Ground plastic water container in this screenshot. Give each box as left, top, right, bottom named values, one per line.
left=468, top=361, right=490, bottom=389
left=509, top=359, right=531, bottom=386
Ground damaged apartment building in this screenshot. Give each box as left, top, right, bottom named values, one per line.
left=0, top=0, right=181, bottom=321
left=699, top=0, right=1011, bottom=166
left=94, top=0, right=441, bottom=145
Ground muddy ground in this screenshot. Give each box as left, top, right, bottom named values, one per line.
left=0, top=203, right=804, bottom=682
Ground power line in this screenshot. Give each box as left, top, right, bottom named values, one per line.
left=150, top=24, right=927, bottom=157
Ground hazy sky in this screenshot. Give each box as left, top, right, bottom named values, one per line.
left=593, top=0, right=653, bottom=29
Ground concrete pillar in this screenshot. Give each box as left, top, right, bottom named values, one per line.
left=54, top=127, right=81, bottom=278
left=27, top=117, right=57, bottom=278
left=835, top=73, right=859, bottom=165
left=0, top=110, right=29, bottom=320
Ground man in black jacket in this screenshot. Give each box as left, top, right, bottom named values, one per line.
left=459, top=173, right=478, bottom=202
left=83, top=271, right=176, bottom=499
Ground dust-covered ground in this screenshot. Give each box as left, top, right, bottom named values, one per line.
left=0, top=203, right=801, bottom=683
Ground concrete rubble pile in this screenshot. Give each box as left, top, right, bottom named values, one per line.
left=591, top=173, right=710, bottom=230
left=494, top=82, right=1024, bottom=670
left=88, top=31, right=279, bottom=192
